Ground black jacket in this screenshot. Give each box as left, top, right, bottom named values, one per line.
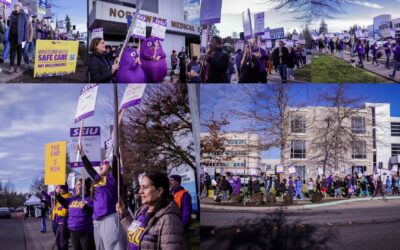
left=239, top=54, right=259, bottom=83
left=206, top=47, right=230, bottom=83
left=88, top=52, right=114, bottom=83
left=273, top=46, right=289, bottom=65
left=287, top=50, right=296, bottom=68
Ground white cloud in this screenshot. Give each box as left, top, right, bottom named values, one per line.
left=352, top=1, right=384, bottom=9
left=0, top=152, right=12, bottom=159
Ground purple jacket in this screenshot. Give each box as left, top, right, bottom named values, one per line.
left=327, top=176, right=333, bottom=185
left=371, top=45, right=378, bottom=55
left=393, top=45, right=400, bottom=62
left=171, top=186, right=192, bottom=229
left=252, top=47, right=268, bottom=72
left=65, top=195, right=94, bottom=233
left=82, top=155, right=118, bottom=221
left=384, top=42, right=392, bottom=54
left=232, top=178, right=241, bottom=194
left=356, top=44, right=365, bottom=55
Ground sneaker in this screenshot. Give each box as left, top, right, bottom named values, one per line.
left=9, top=66, right=15, bottom=73
left=16, top=66, right=21, bottom=73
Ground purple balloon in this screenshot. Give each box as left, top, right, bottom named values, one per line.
left=140, top=37, right=167, bottom=83
left=115, top=47, right=147, bottom=83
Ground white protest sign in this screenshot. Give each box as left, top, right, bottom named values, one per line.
left=74, top=84, right=99, bottom=123
left=292, top=34, right=299, bottom=41
left=151, top=17, right=167, bottom=41
left=286, top=40, right=294, bottom=47
left=200, top=0, right=222, bottom=25
left=132, top=14, right=147, bottom=40
left=355, top=30, right=363, bottom=38
left=242, top=9, right=253, bottom=40
left=381, top=29, right=396, bottom=38
left=266, top=40, right=272, bottom=48
left=276, top=164, right=284, bottom=173
left=392, top=166, right=398, bottom=172
left=67, top=172, right=75, bottom=192
left=201, top=28, right=209, bottom=48
left=119, top=84, right=146, bottom=111
left=70, top=126, right=101, bottom=168
left=262, top=29, right=271, bottom=40
left=235, top=40, right=245, bottom=51
left=318, top=168, right=323, bottom=175
left=91, top=28, right=103, bottom=40
left=288, top=165, right=296, bottom=174
left=254, top=12, right=265, bottom=36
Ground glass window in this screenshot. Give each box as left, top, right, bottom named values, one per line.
left=391, top=122, right=400, bottom=137
left=291, top=116, right=306, bottom=133
left=392, top=144, right=400, bottom=156
left=351, top=141, right=367, bottom=159
left=291, top=140, right=306, bottom=158
left=351, top=116, right=366, bottom=134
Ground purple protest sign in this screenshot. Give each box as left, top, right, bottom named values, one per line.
left=69, top=126, right=101, bottom=168
left=200, top=0, right=222, bottom=25
left=74, top=84, right=99, bottom=123
left=119, top=84, right=146, bottom=111
left=132, top=14, right=147, bottom=40
left=151, top=17, right=167, bottom=41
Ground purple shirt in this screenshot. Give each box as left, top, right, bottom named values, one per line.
left=233, top=178, right=241, bottom=194
left=384, top=42, right=392, bottom=54
left=92, top=173, right=118, bottom=220
left=393, top=45, right=400, bottom=62
left=252, top=47, right=268, bottom=72
left=128, top=207, right=149, bottom=250
left=68, top=195, right=94, bottom=233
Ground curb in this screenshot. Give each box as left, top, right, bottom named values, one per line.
left=201, top=196, right=400, bottom=211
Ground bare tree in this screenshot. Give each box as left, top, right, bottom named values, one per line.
left=120, top=84, right=194, bottom=179
left=260, top=0, right=360, bottom=23
left=200, top=113, right=230, bottom=168
left=308, top=84, right=371, bottom=175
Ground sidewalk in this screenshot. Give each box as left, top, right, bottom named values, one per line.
left=22, top=217, right=57, bottom=250
left=200, top=195, right=400, bottom=211
left=326, top=50, right=400, bottom=83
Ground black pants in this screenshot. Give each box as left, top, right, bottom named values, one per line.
left=70, top=231, right=95, bottom=250
left=358, top=54, right=364, bottom=68
left=9, top=34, right=22, bottom=67
left=170, top=64, right=176, bottom=77
left=258, top=71, right=267, bottom=83
left=56, top=223, right=70, bottom=250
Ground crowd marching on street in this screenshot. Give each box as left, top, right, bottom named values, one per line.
left=25, top=143, right=193, bottom=250
left=0, top=2, right=81, bottom=73
left=201, top=171, right=400, bottom=203
left=313, top=36, right=400, bottom=79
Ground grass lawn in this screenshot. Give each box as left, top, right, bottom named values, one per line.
left=311, top=53, right=391, bottom=83
left=294, top=63, right=312, bottom=82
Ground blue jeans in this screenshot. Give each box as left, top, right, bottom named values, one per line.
left=287, top=67, right=294, bottom=79
left=391, top=61, right=400, bottom=77
left=41, top=216, right=46, bottom=232
left=334, top=188, right=341, bottom=197
left=23, top=42, right=31, bottom=64
left=294, top=188, right=304, bottom=200
left=386, top=52, right=391, bottom=68
left=339, top=50, right=344, bottom=58
left=3, top=42, right=9, bottom=60
left=278, top=64, right=288, bottom=83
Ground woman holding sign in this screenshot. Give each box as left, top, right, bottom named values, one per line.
left=77, top=144, right=126, bottom=250
left=88, top=38, right=119, bottom=83
left=56, top=178, right=95, bottom=250
left=116, top=172, right=183, bottom=249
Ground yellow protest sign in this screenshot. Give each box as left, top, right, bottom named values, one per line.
left=44, top=141, right=67, bottom=185
left=34, top=40, right=79, bottom=78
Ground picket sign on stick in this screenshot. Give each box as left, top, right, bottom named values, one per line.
left=76, top=120, right=86, bottom=201
left=114, top=0, right=145, bottom=66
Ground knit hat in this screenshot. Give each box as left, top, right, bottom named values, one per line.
left=58, top=183, right=68, bottom=192
left=169, top=175, right=182, bottom=184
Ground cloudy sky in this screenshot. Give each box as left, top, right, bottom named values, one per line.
left=200, top=84, right=400, bottom=159
left=0, top=84, right=125, bottom=194
left=214, top=0, right=400, bottom=37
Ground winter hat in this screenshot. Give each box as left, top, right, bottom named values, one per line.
left=169, top=175, right=182, bottom=184
left=14, top=2, right=23, bottom=8
left=58, top=183, right=68, bottom=192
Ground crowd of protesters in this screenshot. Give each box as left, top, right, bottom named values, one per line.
left=35, top=143, right=193, bottom=250
left=184, top=35, right=309, bottom=84
left=0, top=2, right=82, bottom=73
left=203, top=171, right=400, bottom=203
left=314, top=36, right=400, bottom=79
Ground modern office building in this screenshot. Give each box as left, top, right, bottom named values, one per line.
left=88, top=0, right=200, bottom=67
left=201, top=132, right=262, bottom=178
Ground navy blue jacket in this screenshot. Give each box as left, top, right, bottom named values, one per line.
left=9, top=10, right=29, bottom=44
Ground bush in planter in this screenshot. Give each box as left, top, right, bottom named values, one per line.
left=282, top=192, right=293, bottom=205
left=252, top=192, right=264, bottom=205
left=311, top=192, right=323, bottom=203
left=266, top=192, right=277, bottom=203
left=230, top=192, right=242, bottom=203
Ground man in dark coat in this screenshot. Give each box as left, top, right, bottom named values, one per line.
left=206, top=36, right=230, bottom=83
left=273, top=40, right=289, bottom=83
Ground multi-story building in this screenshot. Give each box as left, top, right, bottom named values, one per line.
left=201, top=132, right=261, bottom=178
left=372, top=14, right=400, bottom=39
left=88, top=0, right=200, bottom=67
left=283, top=105, right=374, bottom=179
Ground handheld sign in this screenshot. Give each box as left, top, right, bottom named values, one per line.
left=254, top=12, right=265, bottom=36
left=200, top=0, right=223, bottom=25
left=276, top=164, right=284, bottom=174
left=74, top=84, right=99, bottom=123
left=151, top=17, right=167, bottom=41
left=288, top=165, right=296, bottom=174
left=270, top=28, right=285, bottom=40
left=242, top=9, right=253, bottom=40
left=70, top=126, right=101, bottom=168
left=44, top=141, right=67, bottom=185
left=132, top=14, right=147, bottom=40
left=119, top=84, right=146, bottom=111
left=262, top=29, right=271, bottom=40
left=91, top=28, right=104, bottom=40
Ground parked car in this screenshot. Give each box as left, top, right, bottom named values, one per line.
left=0, top=207, right=11, bottom=218
left=8, top=207, right=15, bottom=212
left=15, top=207, right=23, bottom=213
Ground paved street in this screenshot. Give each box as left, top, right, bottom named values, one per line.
left=0, top=218, right=26, bottom=250
left=201, top=199, right=400, bottom=249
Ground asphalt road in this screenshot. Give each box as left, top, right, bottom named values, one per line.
left=201, top=199, right=400, bottom=249
left=0, top=218, right=26, bottom=250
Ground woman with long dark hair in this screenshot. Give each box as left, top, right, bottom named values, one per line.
left=88, top=38, right=119, bottom=83
left=116, top=172, right=183, bottom=249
